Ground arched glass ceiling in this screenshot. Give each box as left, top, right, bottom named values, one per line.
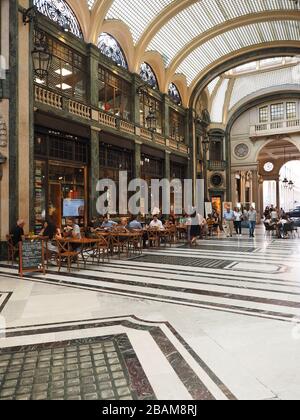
left=177, top=20, right=300, bottom=85
left=148, top=0, right=296, bottom=66
left=105, top=0, right=173, bottom=44
left=229, top=63, right=300, bottom=108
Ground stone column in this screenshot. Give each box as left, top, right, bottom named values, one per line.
left=0, top=0, right=10, bottom=254
left=240, top=172, right=246, bottom=204
left=132, top=74, right=141, bottom=127
left=88, top=44, right=100, bottom=108
left=90, top=128, right=100, bottom=220
left=18, top=0, right=33, bottom=233
left=162, top=95, right=170, bottom=138
left=134, top=141, right=142, bottom=179
left=164, top=150, right=171, bottom=181
left=276, top=178, right=280, bottom=209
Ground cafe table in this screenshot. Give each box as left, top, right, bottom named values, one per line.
left=56, top=237, right=104, bottom=269
left=109, top=231, right=143, bottom=258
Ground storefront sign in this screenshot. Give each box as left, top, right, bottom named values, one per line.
left=19, top=239, right=46, bottom=278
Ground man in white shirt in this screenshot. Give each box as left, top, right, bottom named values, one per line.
left=149, top=215, right=165, bottom=230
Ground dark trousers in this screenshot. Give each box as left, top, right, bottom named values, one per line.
left=234, top=221, right=242, bottom=235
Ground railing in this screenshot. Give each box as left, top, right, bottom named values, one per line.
left=34, top=86, right=62, bottom=110
left=68, top=100, right=91, bottom=119
left=251, top=119, right=300, bottom=136
left=169, top=139, right=179, bottom=150
left=208, top=160, right=227, bottom=171
left=33, top=86, right=189, bottom=155
left=99, top=111, right=117, bottom=129
left=154, top=134, right=166, bottom=146
left=140, top=127, right=152, bottom=141
left=119, top=120, right=135, bottom=135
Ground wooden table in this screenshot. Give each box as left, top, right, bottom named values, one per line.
left=57, top=237, right=104, bottom=269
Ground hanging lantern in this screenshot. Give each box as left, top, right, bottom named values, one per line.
left=289, top=180, right=294, bottom=190
left=282, top=177, right=289, bottom=189
left=32, top=31, right=52, bottom=82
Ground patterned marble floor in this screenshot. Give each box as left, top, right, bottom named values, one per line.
left=0, top=227, right=300, bottom=400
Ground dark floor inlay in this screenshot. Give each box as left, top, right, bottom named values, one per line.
left=0, top=292, right=12, bottom=314
left=0, top=334, right=156, bottom=401
left=178, top=245, right=257, bottom=253
left=135, top=255, right=233, bottom=269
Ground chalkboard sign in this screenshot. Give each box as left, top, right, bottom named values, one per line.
left=19, top=239, right=46, bottom=277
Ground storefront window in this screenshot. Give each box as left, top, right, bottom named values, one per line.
left=98, top=66, right=132, bottom=121
left=169, top=109, right=185, bottom=142
left=34, top=128, right=89, bottom=231
left=139, top=93, right=162, bottom=134
left=35, top=32, right=87, bottom=102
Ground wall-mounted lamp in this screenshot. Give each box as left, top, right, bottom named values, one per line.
left=22, top=6, right=37, bottom=26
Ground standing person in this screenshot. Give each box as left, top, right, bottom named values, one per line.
left=186, top=210, right=199, bottom=247
left=271, top=207, right=278, bottom=222
left=248, top=207, right=257, bottom=238
left=223, top=206, right=235, bottom=238
left=233, top=207, right=243, bottom=236
left=11, top=220, right=25, bottom=246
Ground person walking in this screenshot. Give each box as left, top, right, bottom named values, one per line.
left=233, top=207, right=243, bottom=236
left=223, top=206, right=235, bottom=238
left=248, top=207, right=257, bottom=238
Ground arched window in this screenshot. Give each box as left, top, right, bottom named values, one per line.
left=168, top=83, right=182, bottom=106
left=97, top=33, right=128, bottom=69
left=33, top=0, right=83, bottom=39
left=140, top=63, right=158, bottom=90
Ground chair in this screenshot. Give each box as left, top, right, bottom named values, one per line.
left=6, top=235, right=19, bottom=266
left=147, top=228, right=161, bottom=248
left=56, top=240, right=80, bottom=273
left=94, top=234, right=111, bottom=263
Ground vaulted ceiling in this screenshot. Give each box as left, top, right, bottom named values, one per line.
left=41, top=1, right=300, bottom=105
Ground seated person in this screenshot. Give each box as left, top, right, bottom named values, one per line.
left=101, top=215, right=118, bottom=231
left=128, top=216, right=143, bottom=230
left=149, top=215, right=165, bottom=230
left=40, top=219, right=61, bottom=254
left=90, top=216, right=104, bottom=232
left=118, top=217, right=129, bottom=232
left=11, top=219, right=25, bottom=246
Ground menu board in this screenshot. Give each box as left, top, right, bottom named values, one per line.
left=19, top=239, right=46, bottom=277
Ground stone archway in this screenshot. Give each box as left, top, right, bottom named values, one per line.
left=257, top=139, right=300, bottom=212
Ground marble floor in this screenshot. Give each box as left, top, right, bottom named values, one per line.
left=0, top=227, right=300, bottom=400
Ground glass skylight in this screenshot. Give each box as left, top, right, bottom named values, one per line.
left=229, top=64, right=300, bottom=109
left=177, top=21, right=300, bottom=85
left=105, top=0, right=173, bottom=44
left=147, top=0, right=295, bottom=66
